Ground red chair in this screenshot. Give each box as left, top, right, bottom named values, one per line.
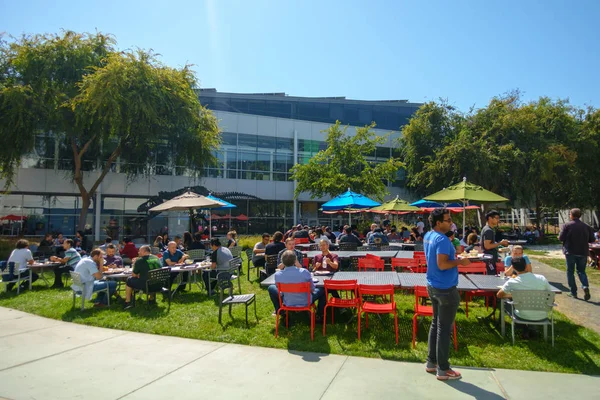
left=295, top=237, right=309, bottom=244
left=302, top=257, right=310, bottom=269
left=391, top=257, right=420, bottom=272
left=358, top=257, right=384, bottom=272
left=358, top=284, right=398, bottom=344
left=495, top=261, right=505, bottom=273
left=322, top=280, right=359, bottom=336
left=275, top=282, right=316, bottom=341
left=413, top=251, right=426, bottom=259
left=460, top=262, right=492, bottom=318
left=412, top=286, right=458, bottom=351
left=365, top=253, right=382, bottom=260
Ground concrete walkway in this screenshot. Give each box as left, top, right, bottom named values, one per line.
left=1, top=307, right=598, bottom=400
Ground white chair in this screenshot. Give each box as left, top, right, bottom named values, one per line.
left=1, top=262, right=29, bottom=294
left=70, top=271, right=110, bottom=310
left=506, top=290, right=556, bottom=347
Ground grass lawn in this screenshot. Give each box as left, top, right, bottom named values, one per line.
left=2, top=253, right=600, bottom=375
left=524, top=249, right=600, bottom=287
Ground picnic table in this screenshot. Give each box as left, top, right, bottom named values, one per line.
left=397, top=273, right=477, bottom=291
left=259, top=273, right=332, bottom=288
left=331, top=271, right=400, bottom=286
left=28, top=262, right=63, bottom=289
left=464, top=274, right=562, bottom=335
left=302, top=250, right=357, bottom=259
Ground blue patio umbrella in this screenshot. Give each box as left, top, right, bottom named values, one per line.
left=410, top=199, right=474, bottom=208
left=321, top=189, right=380, bottom=224
left=206, top=194, right=236, bottom=238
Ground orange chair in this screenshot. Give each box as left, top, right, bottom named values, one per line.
left=295, top=237, right=309, bottom=244
left=322, top=279, right=359, bottom=336
left=412, top=286, right=458, bottom=350
left=275, top=282, right=316, bottom=340
left=358, top=257, right=385, bottom=272
left=358, top=284, right=398, bottom=344
left=460, top=262, right=492, bottom=318
left=391, top=257, right=420, bottom=272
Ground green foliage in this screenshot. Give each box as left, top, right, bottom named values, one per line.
left=291, top=121, right=403, bottom=201
left=399, top=92, right=598, bottom=223
left=0, top=31, right=220, bottom=229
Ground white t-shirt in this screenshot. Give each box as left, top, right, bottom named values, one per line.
left=501, top=273, right=552, bottom=321
left=416, top=221, right=425, bottom=234
left=72, top=258, right=100, bottom=300
left=8, top=248, right=33, bottom=270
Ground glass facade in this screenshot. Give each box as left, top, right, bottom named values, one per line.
left=199, top=93, right=420, bottom=131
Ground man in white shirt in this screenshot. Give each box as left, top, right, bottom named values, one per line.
left=72, top=249, right=117, bottom=307
left=416, top=217, right=425, bottom=235
left=497, top=257, right=553, bottom=321
left=3, top=239, right=38, bottom=291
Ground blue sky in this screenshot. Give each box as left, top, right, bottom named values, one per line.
left=1, top=0, right=599, bottom=110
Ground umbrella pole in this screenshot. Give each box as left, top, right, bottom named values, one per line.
left=349, top=212, right=352, bottom=226
left=209, top=214, right=212, bottom=240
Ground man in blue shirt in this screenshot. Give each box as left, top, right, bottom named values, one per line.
left=162, top=241, right=189, bottom=292
left=268, top=250, right=325, bottom=323
left=424, top=208, right=470, bottom=381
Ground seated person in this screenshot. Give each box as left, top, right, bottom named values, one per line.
left=387, top=226, right=401, bottom=241
left=463, top=233, right=479, bottom=253
left=252, top=233, right=271, bottom=269
left=313, top=240, right=339, bottom=273
left=400, top=227, right=410, bottom=240
left=53, top=233, right=65, bottom=247
left=267, top=250, right=326, bottom=322
left=497, top=257, right=553, bottom=322
left=277, top=237, right=304, bottom=269
left=98, top=237, right=113, bottom=253
left=445, top=230, right=462, bottom=254
left=153, top=236, right=167, bottom=252
left=226, top=230, right=237, bottom=248
left=338, top=226, right=362, bottom=246
left=503, top=245, right=532, bottom=277
left=368, top=228, right=389, bottom=245
left=123, top=245, right=163, bottom=309
left=39, top=233, right=54, bottom=248
left=292, top=226, right=313, bottom=243
left=120, top=237, right=139, bottom=261
left=365, top=223, right=378, bottom=242
left=3, top=239, right=38, bottom=291
left=409, top=227, right=422, bottom=243
left=103, top=244, right=123, bottom=268
left=202, top=238, right=233, bottom=293
left=187, top=232, right=206, bottom=250
left=162, top=241, right=189, bottom=291
left=313, top=228, right=331, bottom=245
left=173, top=235, right=184, bottom=251
left=71, top=249, right=117, bottom=307
left=265, top=231, right=286, bottom=272
left=50, top=239, right=81, bottom=288
left=324, top=227, right=337, bottom=243
left=595, top=229, right=600, bottom=243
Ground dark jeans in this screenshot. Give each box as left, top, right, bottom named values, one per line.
left=268, top=284, right=326, bottom=316
left=253, top=258, right=266, bottom=268
left=426, top=285, right=460, bottom=372
left=93, top=281, right=117, bottom=304
left=53, top=265, right=74, bottom=286
left=202, top=270, right=218, bottom=293
left=565, top=255, right=589, bottom=295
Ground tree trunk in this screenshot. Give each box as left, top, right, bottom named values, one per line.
left=78, top=192, right=91, bottom=231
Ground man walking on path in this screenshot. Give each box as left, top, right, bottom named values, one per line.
left=424, top=208, right=470, bottom=381
left=558, top=208, right=595, bottom=300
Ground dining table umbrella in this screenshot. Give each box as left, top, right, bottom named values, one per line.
left=424, top=177, right=509, bottom=237
left=321, top=188, right=380, bottom=224
left=369, top=196, right=421, bottom=214
left=1, top=214, right=27, bottom=221
left=205, top=193, right=236, bottom=238
left=149, top=191, right=226, bottom=234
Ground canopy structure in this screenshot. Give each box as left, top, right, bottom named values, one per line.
left=369, top=196, right=421, bottom=214
left=0, top=214, right=27, bottom=221
left=149, top=191, right=226, bottom=233
left=424, top=177, right=509, bottom=237
left=205, top=193, right=237, bottom=238
left=321, top=189, right=380, bottom=224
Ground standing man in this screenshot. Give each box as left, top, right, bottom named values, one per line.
left=480, top=210, right=509, bottom=274
left=559, top=208, right=595, bottom=300
left=424, top=208, right=470, bottom=381
left=416, top=217, right=425, bottom=235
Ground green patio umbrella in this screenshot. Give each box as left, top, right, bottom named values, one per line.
left=424, top=177, right=509, bottom=237
left=369, top=196, right=421, bottom=214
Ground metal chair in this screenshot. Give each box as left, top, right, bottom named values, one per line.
left=70, top=271, right=110, bottom=311
left=229, top=246, right=242, bottom=258
left=245, top=249, right=260, bottom=281
left=358, top=284, right=398, bottom=344
left=265, top=254, right=278, bottom=275
left=185, top=249, right=206, bottom=261
left=323, top=279, right=359, bottom=336
left=275, top=282, right=316, bottom=340
left=132, top=267, right=172, bottom=312
left=217, top=270, right=257, bottom=327
left=338, top=242, right=358, bottom=251
left=1, top=262, right=29, bottom=294
left=506, top=290, right=556, bottom=347
left=208, top=258, right=242, bottom=297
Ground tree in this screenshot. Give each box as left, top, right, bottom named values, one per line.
left=290, top=121, right=402, bottom=201
left=0, top=31, right=220, bottom=230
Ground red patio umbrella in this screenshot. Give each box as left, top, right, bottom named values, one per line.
left=235, top=214, right=249, bottom=221
left=1, top=214, right=27, bottom=221
left=210, top=214, right=222, bottom=220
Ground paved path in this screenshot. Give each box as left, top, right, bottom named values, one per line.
left=531, top=258, right=600, bottom=335
left=1, top=307, right=598, bottom=400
